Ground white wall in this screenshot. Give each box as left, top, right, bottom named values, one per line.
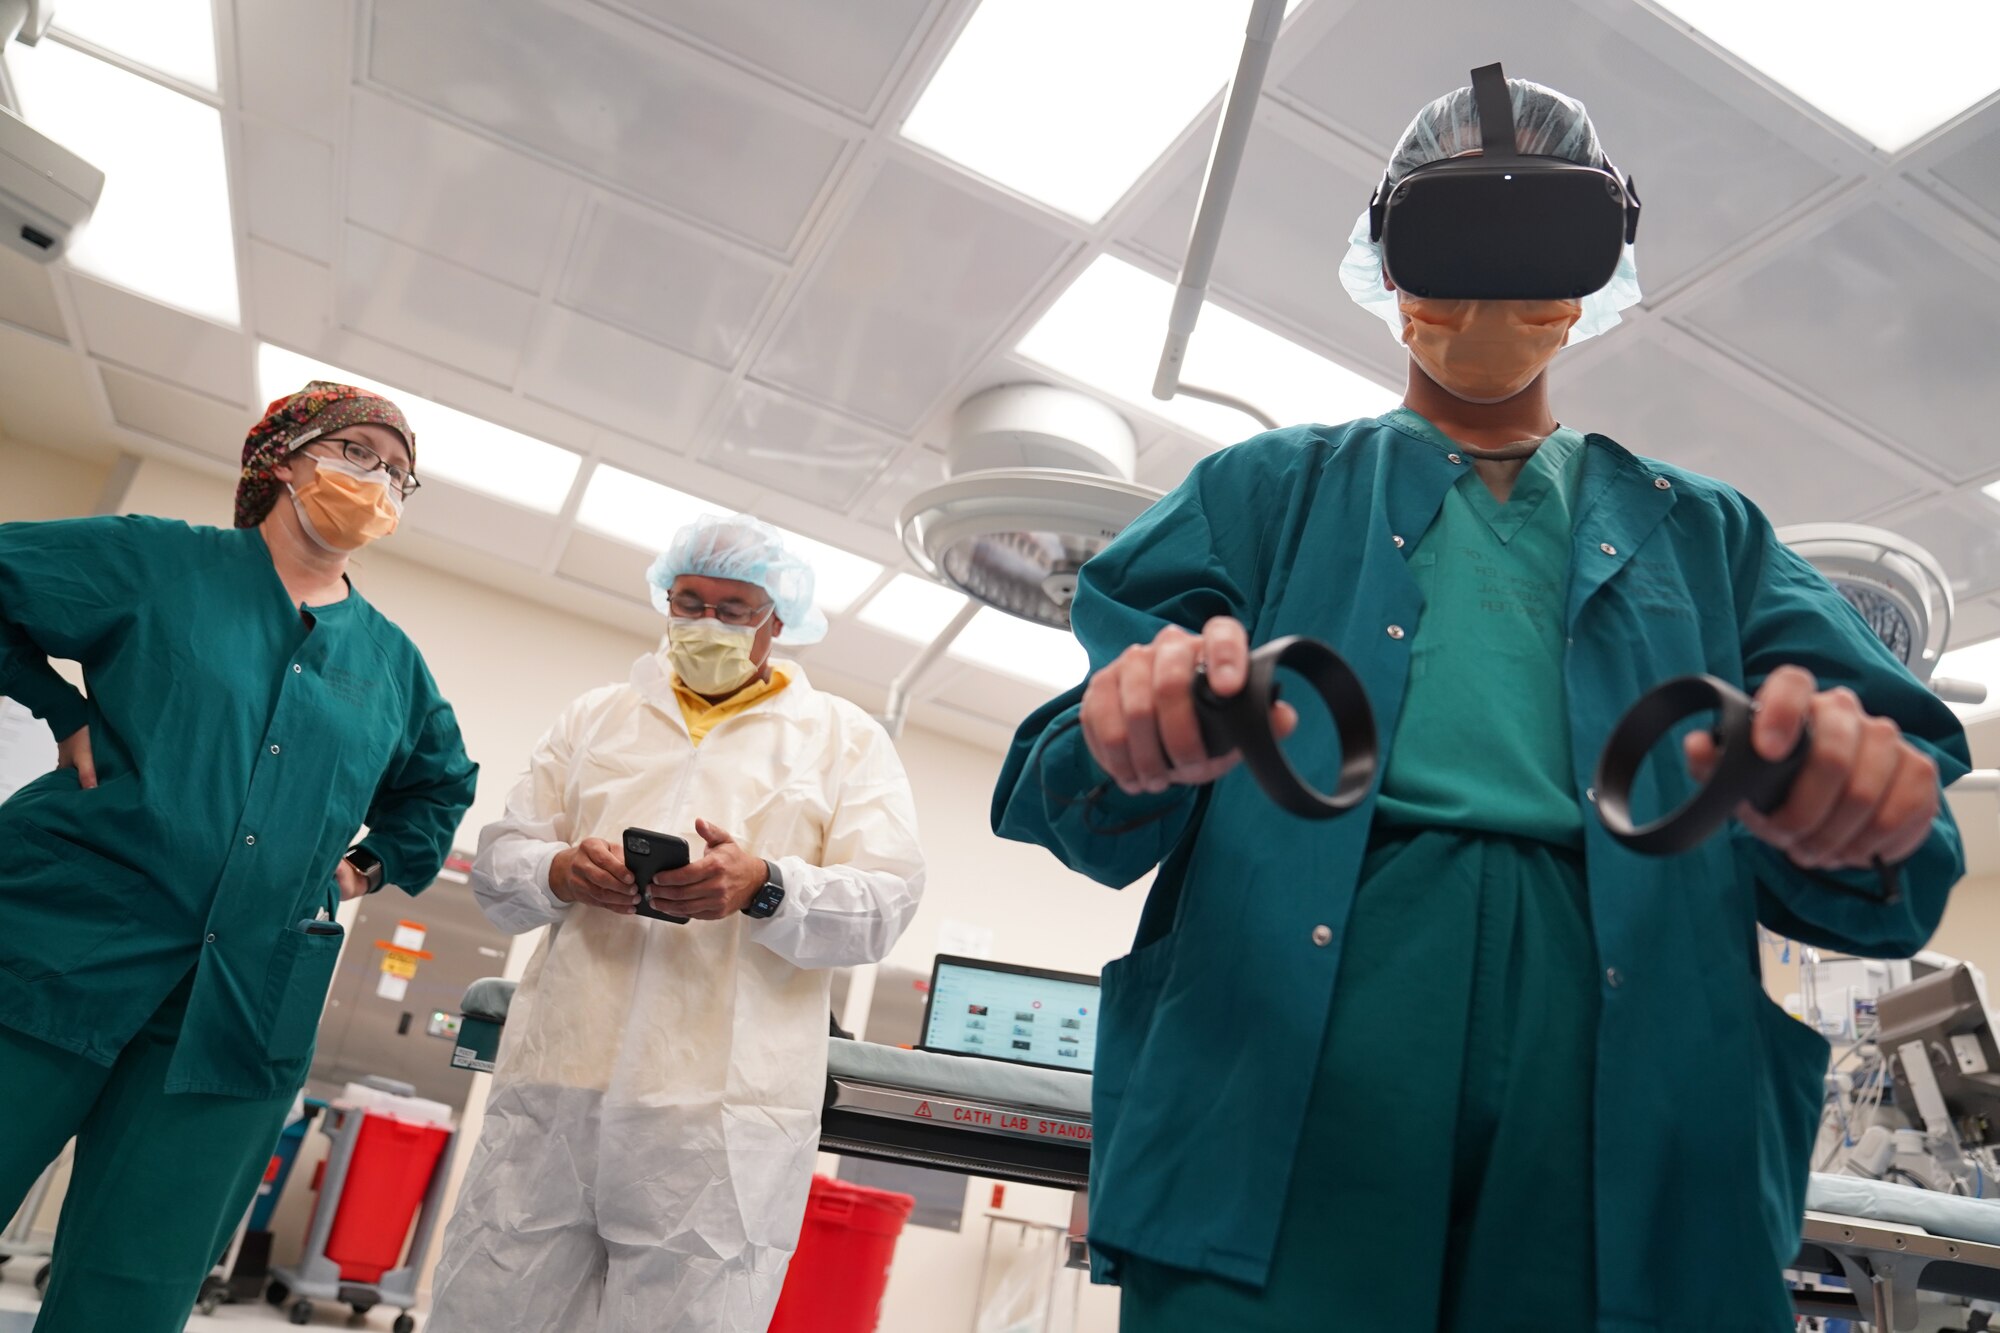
left=5, top=439, right=1139, bottom=1330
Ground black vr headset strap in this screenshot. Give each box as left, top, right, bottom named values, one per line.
left=1470, top=63, right=1519, bottom=161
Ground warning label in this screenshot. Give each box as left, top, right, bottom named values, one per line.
left=914, top=1102, right=933, bottom=1119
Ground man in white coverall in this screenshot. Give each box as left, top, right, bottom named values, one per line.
left=428, top=514, right=926, bottom=1332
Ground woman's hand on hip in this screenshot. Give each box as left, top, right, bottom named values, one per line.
left=335, top=857, right=370, bottom=901
left=57, top=725, right=96, bottom=789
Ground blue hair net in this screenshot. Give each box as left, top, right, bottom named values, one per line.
left=1340, top=76, right=1642, bottom=346
left=645, top=514, right=828, bottom=646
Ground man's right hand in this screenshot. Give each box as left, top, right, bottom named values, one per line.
left=548, top=838, right=640, bottom=913
left=1080, top=618, right=1296, bottom=797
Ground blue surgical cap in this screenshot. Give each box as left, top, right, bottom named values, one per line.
left=1339, top=76, right=1643, bottom=346
left=646, top=514, right=828, bottom=646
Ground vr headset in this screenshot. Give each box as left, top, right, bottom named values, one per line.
left=1368, top=62, right=1640, bottom=301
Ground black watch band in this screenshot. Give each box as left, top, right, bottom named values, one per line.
left=344, top=847, right=385, bottom=895
left=742, top=859, right=785, bottom=920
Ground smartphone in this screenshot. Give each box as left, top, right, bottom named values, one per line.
left=624, top=827, right=691, bottom=924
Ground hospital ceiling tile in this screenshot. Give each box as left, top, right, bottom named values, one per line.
left=245, top=242, right=334, bottom=354
left=857, top=444, right=948, bottom=536
left=0, top=248, right=67, bottom=342
left=520, top=307, right=731, bottom=449
left=69, top=275, right=253, bottom=407
left=1136, top=432, right=1209, bottom=494
left=0, top=327, right=105, bottom=453
left=1124, top=119, right=1402, bottom=374
left=1557, top=336, right=1920, bottom=527
left=797, top=617, right=918, bottom=689
left=927, top=665, right=1067, bottom=729
left=1679, top=203, right=2000, bottom=486
left=753, top=156, right=1074, bottom=433
left=366, top=0, right=851, bottom=255
left=560, top=201, right=777, bottom=368
left=700, top=385, right=902, bottom=512
left=337, top=226, right=540, bottom=385
left=239, top=118, right=336, bottom=265
left=1872, top=492, right=2000, bottom=603
left=555, top=527, right=658, bottom=608
left=1951, top=595, right=2000, bottom=650
left=1931, top=119, right=2000, bottom=232
left=397, top=477, right=561, bottom=568
left=1274, top=0, right=1837, bottom=294
left=592, top=0, right=934, bottom=117
left=346, top=92, right=575, bottom=292
left=233, top=0, right=351, bottom=144
left=97, top=363, right=245, bottom=462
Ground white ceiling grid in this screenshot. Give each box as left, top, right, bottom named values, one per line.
left=0, top=0, right=1995, bottom=747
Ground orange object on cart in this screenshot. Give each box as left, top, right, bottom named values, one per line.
left=310, top=1113, right=451, bottom=1283
left=767, top=1175, right=914, bottom=1333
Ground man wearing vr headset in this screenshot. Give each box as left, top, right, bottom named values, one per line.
left=994, top=69, right=1968, bottom=1331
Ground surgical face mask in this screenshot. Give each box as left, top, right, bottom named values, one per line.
left=1397, top=295, right=1582, bottom=404
left=669, top=617, right=764, bottom=696
left=287, top=453, right=403, bottom=552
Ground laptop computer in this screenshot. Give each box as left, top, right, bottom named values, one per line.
left=918, top=954, right=1100, bottom=1075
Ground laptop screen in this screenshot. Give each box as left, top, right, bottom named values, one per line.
left=921, top=955, right=1100, bottom=1073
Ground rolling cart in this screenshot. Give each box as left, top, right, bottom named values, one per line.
left=266, top=1078, right=455, bottom=1331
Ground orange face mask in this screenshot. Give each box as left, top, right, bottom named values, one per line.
left=1398, top=296, right=1583, bottom=404
left=289, top=455, right=402, bottom=552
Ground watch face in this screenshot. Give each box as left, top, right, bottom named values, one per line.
left=748, top=884, right=783, bottom=918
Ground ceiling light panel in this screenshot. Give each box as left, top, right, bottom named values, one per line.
left=51, top=0, right=219, bottom=91
left=1018, top=254, right=1396, bottom=445
left=1650, top=0, right=2000, bottom=152
left=902, top=0, right=1297, bottom=222
left=257, top=344, right=581, bottom=512
left=6, top=38, right=238, bottom=322
left=947, top=607, right=1090, bottom=690
left=858, top=574, right=970, bottom=642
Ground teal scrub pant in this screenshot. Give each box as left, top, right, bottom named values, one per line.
left=0, top=972, right=296, bottom=1333
left=1120, top=830, right=1601, bottom=1332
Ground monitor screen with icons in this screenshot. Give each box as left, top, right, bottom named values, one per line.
left=920, top=955, right=1100, bottom=1074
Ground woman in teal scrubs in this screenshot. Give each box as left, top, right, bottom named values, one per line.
left=0, top=382, right=478, bottom=1331
left=993, top=79, right=1968, bottom=1332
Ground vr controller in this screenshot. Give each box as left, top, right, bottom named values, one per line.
left=1189, top=636, right=1901, bottom=902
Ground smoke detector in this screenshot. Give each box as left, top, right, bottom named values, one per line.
left=900, top=384, right=1163, bottom=629
left=1779, top=523, right=1956, bottom=682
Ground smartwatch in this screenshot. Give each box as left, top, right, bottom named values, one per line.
left=742, top=859, right=786, bottom=920
left=343, top=846, right=385, bottom=895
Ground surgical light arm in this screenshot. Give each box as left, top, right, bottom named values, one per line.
left=1151, top=0, right=1285, bottom=429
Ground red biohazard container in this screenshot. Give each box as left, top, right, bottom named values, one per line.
left=320, top=1112, right=452, bottom=1282
left=767, top=1175, right=916, bottom=1333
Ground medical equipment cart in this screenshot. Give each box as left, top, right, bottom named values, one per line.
left=266, top=1077, right=456, bottom=1331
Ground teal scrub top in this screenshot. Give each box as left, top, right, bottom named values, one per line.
left=0, top=516, right=478, bottom=1097
left=992, top=412, right=1970, bottom=1333
left=1377, top=410, right=1589, bottom=848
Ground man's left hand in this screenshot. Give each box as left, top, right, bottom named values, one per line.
left=648, top=819, right=766, bottom=920
left=1684, top=665, right=1940, bottom=872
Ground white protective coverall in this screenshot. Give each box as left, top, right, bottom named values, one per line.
left=427, top=649, right=925, bottom=1332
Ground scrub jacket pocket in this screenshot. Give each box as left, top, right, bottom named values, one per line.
left=264, top=923, right=345, bottom=1061
left=1089, top=931, right=1179, bottom=1280
left=1753, top=989, right=1830, bottom=1270
left=0, top=822, right=138, bottom=981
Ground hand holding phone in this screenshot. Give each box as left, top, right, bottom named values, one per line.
left=624, top=828, right=692, bottom=924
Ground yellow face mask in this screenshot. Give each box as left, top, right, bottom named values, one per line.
left=288, top=455, right=402, bottom=552
left=669, top=618, right=763, bottom=696
left=1398, top=295, right=1583, bottom=404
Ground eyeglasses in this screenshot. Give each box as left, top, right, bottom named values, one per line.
left=668, top=592, right=774, bottom=627
left=309, top=438, right=422, bottom=499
